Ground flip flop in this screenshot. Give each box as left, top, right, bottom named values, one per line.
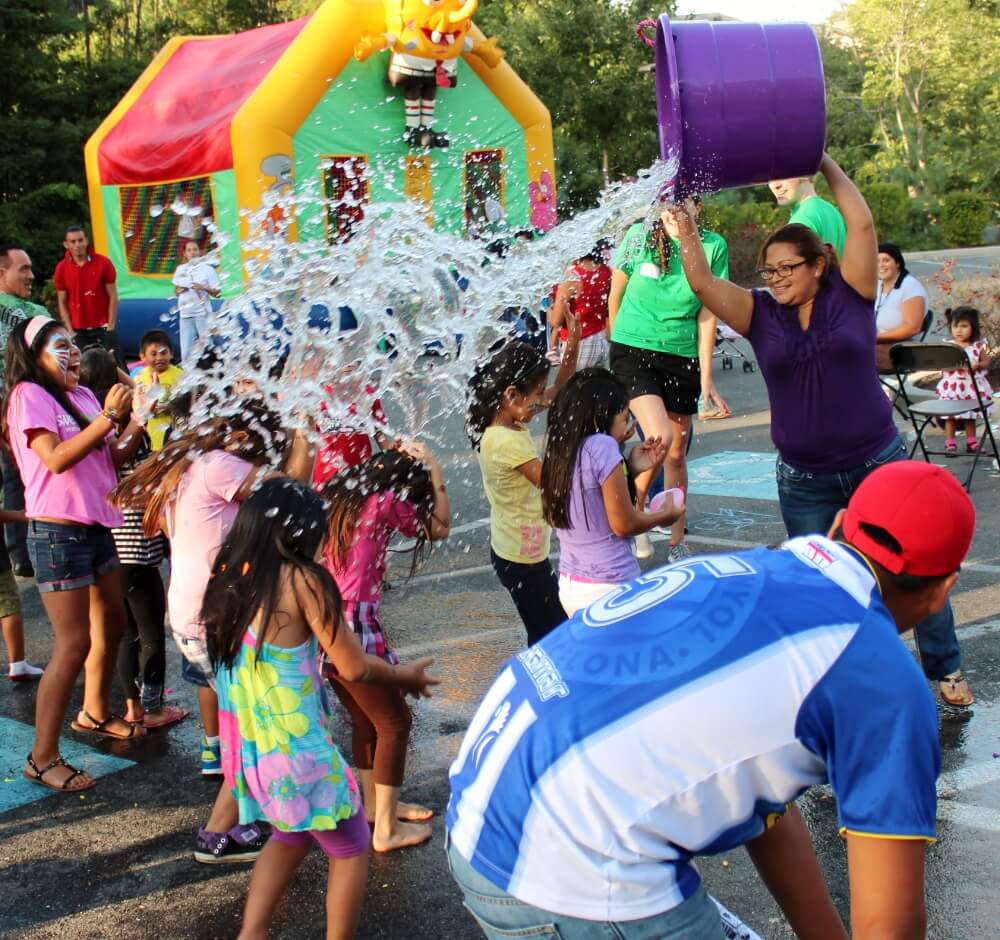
left=698, top=409, right=731, bottom=421
left=23, top=752, right=96, bottom=792
left=142, top=705, right=189, bottom=730
left=939, top=672, right=974, bottom=707
left=71, top=709, right=146, bottom=740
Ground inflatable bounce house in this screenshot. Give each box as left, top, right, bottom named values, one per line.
left=84, top=0, right=555, bottom=352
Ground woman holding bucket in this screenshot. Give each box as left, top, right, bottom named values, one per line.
left=667, top=152, right=974, bottom=708
left=607, top=197, right=730, bottom=562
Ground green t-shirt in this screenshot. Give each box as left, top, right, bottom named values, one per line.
left=789, top=196, right=846, bottom=258
left=610, top=224, right=729, bottom=359
left=0, top=294, right=49, bottom=382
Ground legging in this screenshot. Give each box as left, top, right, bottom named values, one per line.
left=329, top=677, right=412, bottom=787
left=115, top=564, right=167, bottom=712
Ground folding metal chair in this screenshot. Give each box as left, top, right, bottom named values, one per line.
left=891, top=341, right=999, bottom=491
left=880, top=309, right=936, bottom=419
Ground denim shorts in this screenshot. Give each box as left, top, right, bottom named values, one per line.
left=27, top=521, right=118, bottom=594
left=175, top=634, right=215, bottom=689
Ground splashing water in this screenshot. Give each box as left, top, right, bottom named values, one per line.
left=173, top=154, right=681, bottom=454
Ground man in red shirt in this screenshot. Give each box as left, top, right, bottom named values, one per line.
left=53, top=225, right=124, bottom=365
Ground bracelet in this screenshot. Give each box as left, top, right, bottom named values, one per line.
left=100, top=409, right=119, bottom=424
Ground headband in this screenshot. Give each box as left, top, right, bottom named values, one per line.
left=23, top=316, right=52, bottom=350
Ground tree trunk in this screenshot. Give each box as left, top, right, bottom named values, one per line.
left=82, top=0, right=91, bottom=69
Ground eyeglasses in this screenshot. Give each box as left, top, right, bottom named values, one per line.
left=757, top=260, right=809, bottom=282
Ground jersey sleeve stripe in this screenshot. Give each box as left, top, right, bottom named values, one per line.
left=839, top=827, right=937, bottom=844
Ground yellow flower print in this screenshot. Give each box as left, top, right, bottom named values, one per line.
left=229, top=659, right=309, bottom=754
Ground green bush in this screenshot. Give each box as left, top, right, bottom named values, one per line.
left=941, top=192, right=993, bottom=247
left=700, top=200, right=783, bottom=287
left=862, top=182, right=909, bottom=244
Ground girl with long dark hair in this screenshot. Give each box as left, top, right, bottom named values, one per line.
left=112, top=400, right=314, bottom=861
left=3, top=317, right=146, bottom=792
left=466, top=326, right=579, bottom=645
left=204, top=478, right=436, bottom=938
left=320, top=444, right=449, bottom=852
left=541, top=369, right=683, bottom=615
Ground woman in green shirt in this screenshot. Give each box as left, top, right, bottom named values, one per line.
left=608, top=200, right=730, bottom=561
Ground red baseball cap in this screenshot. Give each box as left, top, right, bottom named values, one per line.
left=843, top=462, right=975, bottom=577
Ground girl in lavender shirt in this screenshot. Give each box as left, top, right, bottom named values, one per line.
left=668, top=152, right=974, bottom=708
left=541, top=369, right=685, bottom=616
left=2, top=316, right=147, bottom=792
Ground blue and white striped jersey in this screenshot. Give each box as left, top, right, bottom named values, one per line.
left=447, top=537, right=939, bottom=921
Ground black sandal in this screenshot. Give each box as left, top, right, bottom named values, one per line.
left=23, top=753, right=96, bottom=792
left=71, top=709, right=145, bottom=740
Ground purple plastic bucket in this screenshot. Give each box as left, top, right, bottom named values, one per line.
left=655, top=13, right=826, bottom=196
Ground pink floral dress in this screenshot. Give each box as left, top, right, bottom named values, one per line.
left=217, top=629, right=361, bottom=832
left=936, top=340, right=995, bottom=420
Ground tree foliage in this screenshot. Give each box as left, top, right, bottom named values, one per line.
left=476, top=0, right=667, bottom=213
left=0, top=0, right=995, bottom=290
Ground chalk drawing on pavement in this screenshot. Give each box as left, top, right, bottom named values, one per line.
left=0, top=716, right=133, bottom=813
left=687, top=451, right=778, bottom=502
left=687, top=507, right=783, bottom=535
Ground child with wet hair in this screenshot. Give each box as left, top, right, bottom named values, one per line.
left=465, top=315, right=580, bottom=645
left=112, top=401, right=315, bottom=863
left=203, top=478, right=436, bottom=937
left=320, top=443, right=449, bottom=852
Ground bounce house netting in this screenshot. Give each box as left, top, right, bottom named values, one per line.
left=120, top=176, right=215, bottom=275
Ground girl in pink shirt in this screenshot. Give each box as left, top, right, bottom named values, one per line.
left=320, top=443, right=450, bottom=853
left=2, top=316, right=146, bottom=792
left=113, top=401, right=315, bottom=862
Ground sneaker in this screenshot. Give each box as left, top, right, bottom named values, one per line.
left=667, top=541, right=692, bottom=565
left=200, top=735, right=222, bottom=777
left=633, top=532, right=653, bottom=560
left=194, top=823, right=268, bottom=865
left=8, top=660, right=44, bottom=681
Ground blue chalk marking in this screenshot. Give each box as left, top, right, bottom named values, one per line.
left=0, top=716, right=133, bottom=813
left=687, top=451, right=778, bottom=502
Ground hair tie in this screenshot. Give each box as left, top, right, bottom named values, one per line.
left=23, top=316, right=51, bottom=350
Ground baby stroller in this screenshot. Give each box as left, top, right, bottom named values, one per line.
left=714, top=322, right=756, bottom=373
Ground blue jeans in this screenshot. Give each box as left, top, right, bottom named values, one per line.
left=447, top=839, right=725, bottom=939
left=776, top=435, right=961, bottom=679
left=775, top=435, right=908, bottom=538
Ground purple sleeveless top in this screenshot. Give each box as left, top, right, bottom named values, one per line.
left=748, top=270, right=897, bottom=473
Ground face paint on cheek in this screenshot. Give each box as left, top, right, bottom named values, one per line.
left=44, top=339, right=72, bottom=375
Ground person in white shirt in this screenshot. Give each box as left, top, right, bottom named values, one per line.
left=172, top=240, right=220, bottom=360
left=875, top=242, right=928, bottom=340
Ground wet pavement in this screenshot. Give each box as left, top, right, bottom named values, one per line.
left=2, top=354, right=999, bottom=939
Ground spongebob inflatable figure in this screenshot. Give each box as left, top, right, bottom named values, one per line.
left=354, top=0, right=504, bottom=149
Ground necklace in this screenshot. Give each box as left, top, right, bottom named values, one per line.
left=874, top=281, right=893, bottom=314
